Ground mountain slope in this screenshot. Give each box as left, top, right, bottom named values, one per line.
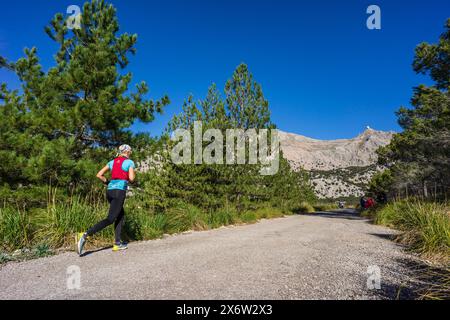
left=279, top=128, right=394, bottom=199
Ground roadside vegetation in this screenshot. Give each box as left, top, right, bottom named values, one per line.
left=313, top=202, right=339, bottom=212
left=363, top=200, right=449, bottom=262
left=0, top=189, right=300, bottom=257
left=366, top=19, right=450, bottom=263
left=365, top=20, right=450, bottom=299
left=361, top=200, right=450, bottom=300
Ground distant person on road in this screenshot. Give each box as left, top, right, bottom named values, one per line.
left=366, top=197, right=375, bottom=209
left=76, top=144, right=136, bottom=256
left=360, top=197, right=366, bottom=210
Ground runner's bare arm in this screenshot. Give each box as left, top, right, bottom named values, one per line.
left=96, top=165, right=110, bottom=184
left=128, top=167, right=136, bottom=183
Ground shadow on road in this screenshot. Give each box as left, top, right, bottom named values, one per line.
left=299, top=209, right=365, bottom=221
left=368, top=232, right=397, bottom=241
left=297, top=209, right=449, bottom=300
left=81, top=246, right=113, bottom=257
left=375, top=257, right=449, bottom=300
left=375, top=279, right=418, bottom=300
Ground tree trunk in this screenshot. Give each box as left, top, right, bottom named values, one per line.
left=423, top=181, right=428, bottom=199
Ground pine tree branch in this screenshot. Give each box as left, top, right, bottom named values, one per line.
left=54, top=129, right=99, bottom=143
left=0, top=56, right=14, bottom=71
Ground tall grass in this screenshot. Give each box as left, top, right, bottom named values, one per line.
left=0, top=206, right=32, bottom=251
left=125, top=209, right=167, bottom=240
left=295, top=202, right=315, bottom=214
left=208, top=206, right=239, bottom=227
left=364, top=200, right=450, bottom=300
left=165, top=202, right=209, bottom=233
left=417, top=266, right=450, bottom=300
left=252, top=207, right=286, bottom=219
left=375, top=200, right=450, bottom=260
left=34, top=197, right=112, bottom=248
left=0, top=191, right=301, bottom=257
left=313, top=203, right=337, bottom=212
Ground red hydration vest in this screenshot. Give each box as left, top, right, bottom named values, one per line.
left=111, top=157, right=130, bottom=181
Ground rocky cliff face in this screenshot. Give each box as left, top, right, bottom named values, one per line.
left=279, top=128, right=394, bottom=199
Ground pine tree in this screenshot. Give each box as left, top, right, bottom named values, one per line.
left=0, top=0, right=169, bottom=189
left=160, top=64, right=314, bottom=211
left=376, top=19, right=450, bottom=199
left=225, top=64, right=273, bottom=130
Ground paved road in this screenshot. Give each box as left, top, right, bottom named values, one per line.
left=0, top=210, right=419, bottom=300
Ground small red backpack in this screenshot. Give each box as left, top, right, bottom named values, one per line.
left=111, top=157, right=129, bottom=181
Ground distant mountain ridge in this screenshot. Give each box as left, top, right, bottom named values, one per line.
left=279, top=128, right=395, bottom=199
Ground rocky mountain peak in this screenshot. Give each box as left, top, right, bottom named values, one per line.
left=280, top=128, right=394, bottom=171
left=279, top=128, right=394, bottom=199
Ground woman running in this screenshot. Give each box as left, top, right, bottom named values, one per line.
left=77, top=144, right=136, bottom=256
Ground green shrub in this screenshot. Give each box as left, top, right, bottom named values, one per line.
left=34, top=197, right=112, bottom=248
left=313, top=203, right=337, bottom=212
left=375, top=200, right=450, bottom=258
left=125, top=209, right=167, bottom=240
left=165, top=202, right=208, bottom=234
left=0, top=188, right=319, bottom=258
left=0, top=206, right=32, bottom=251
left=0, top=252, right=12, bottom=264
left=295, top=202, right=315, bottom=214
left=34, top=243, right=52, bottom=258
left=208, top=207, right=239, bottom=228
left=253, top=207, right=285, bottom=219
left=0, top=185, right=57, bottom=209
left=240, top=211, right=258, bottom=223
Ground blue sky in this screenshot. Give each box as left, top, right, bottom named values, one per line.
left=1, top=0, right=449, bottom=139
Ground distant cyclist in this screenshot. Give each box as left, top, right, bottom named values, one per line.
left=77, top=144, right=136, bottom=256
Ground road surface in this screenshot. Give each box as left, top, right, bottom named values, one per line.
left=0, top=210, right=420, bottom=300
